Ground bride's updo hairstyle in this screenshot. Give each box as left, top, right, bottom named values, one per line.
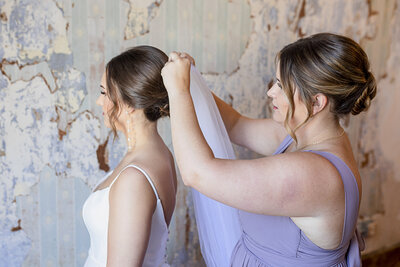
left=277, top=33, right=377, bottom=141
left=105, top=46, right=169, bottom=137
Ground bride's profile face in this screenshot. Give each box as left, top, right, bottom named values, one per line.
left=96, top=72, right=114, bottom=128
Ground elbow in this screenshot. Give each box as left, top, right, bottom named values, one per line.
left=180, top=169, right=198, bottom=188
left=179, top=158, right=214, bottom=188
left=178, top=156, right=212, bottom=188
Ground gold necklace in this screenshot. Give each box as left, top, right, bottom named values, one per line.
left=296, top=128, right=345, bottom=151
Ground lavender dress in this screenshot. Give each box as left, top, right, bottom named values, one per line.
left=231, top=135, right=364, bottom=267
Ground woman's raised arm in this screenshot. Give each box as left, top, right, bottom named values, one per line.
left=212, top=92, right=286, bottom=155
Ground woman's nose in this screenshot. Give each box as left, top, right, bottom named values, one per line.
left=267, top=85, right=276, bottom=98
left=96, top=95, right=103, bottom=106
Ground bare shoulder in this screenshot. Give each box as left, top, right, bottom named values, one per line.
left=286, top=151, right=345, bottom=191
left=136, top=148, right=176, bottom=189
left=127, top=146, right=177, bottom=225
left=109, top=166, right=157, bottom=209
left=267, top=151, right=346, bottom=210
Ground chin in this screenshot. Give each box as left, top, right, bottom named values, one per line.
left=103, top=118, right=111, bottom=128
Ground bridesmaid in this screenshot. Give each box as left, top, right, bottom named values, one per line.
left=161, top=33, right=375, bottom=266
left=82, top=46, right=176, bottom=267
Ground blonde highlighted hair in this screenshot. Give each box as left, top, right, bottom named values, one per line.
left=276, top=33, right=376, bottom=142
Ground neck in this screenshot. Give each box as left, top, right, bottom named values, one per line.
left=122, top=114, right=160, bottom=152
left=293, top=113, right=343, bottom=151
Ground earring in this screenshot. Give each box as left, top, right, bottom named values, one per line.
left=126, top=111, right=133, bottom=151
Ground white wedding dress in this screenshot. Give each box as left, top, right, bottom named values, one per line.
left=82, top=164, right=169, bottom=267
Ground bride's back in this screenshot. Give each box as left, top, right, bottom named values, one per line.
left=123, top=138, right=177, bottom=226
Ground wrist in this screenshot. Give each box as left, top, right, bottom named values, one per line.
left=167, top=87, right=191, bottom=99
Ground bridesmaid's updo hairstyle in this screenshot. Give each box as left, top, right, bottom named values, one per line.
left=277, top=33, right=377, bottom=141
left=105, top=45, right=169, bottom=137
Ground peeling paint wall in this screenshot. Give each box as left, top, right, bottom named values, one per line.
left=1, top=0, right=399, bottom=266
left=356, top=0, right=400, bottom=253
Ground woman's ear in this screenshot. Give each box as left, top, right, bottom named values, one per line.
left=121, top=105, right=135, bottom=120
left=312, top=93, right=328, bottom=115
left=124, top=103, right=135, bottom=114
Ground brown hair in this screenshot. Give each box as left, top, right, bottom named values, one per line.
left=105, top=46, right=169, bottom=138
left=277, top=33, right=377, bottom=142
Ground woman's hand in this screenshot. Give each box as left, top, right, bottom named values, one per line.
left=161, top=52, right=192, bottom=96
left=178, top=52, right=195, bottom=66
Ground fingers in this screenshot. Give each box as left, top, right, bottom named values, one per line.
left=167, top=51, right=195, bottom=66
left=168, top=52, right=180, bottom=62
left=179, top=52, right=195, bottom=66
left=162, top=52, right=188, bottom=74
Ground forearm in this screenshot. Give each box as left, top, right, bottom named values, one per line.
left=169, top=90, right=215, bottom=186
left=212, top=93, right=242, bottom=140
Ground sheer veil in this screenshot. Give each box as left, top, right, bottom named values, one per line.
left=189, top=66, right=241, bottom=267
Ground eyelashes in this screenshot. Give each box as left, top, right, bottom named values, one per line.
left=100, top=85, right=107, bottom=95
left=275, top=77, right=282, bottom=89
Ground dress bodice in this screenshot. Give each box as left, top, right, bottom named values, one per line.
left=82, top=165, right=169, bottom=267
left=231, top=135, right=363, bottom=267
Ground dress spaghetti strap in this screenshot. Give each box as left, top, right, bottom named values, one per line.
left=109, top=164, right=160, bottom=200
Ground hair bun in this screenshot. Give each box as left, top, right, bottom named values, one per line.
left=351, top=72, right=377, bottom=115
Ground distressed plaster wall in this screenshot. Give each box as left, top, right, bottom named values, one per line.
left=0, top=0, right=399, bottom=266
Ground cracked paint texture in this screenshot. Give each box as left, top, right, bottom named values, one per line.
left=124, top=0, right=163, bottom=40
left=6, top=0, right=70, bottom=64
left=355, top=0, right=400, bottom=253
left=0, top=75, right=58, bottom=266
left=1, top=0, right=400, bottom=266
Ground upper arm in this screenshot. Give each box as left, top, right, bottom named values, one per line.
left=231, top=116, right=288, bottom=155
left=189, top=152, right=344, bottom=217
left=107, top=168, right=157, bottom=267
left=212, top=92, right=286, bottom=155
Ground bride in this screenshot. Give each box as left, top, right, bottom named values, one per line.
left=82, top=46, right=177, bottom=267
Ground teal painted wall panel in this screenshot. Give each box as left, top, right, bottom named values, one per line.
left=39, top=167, right=58, bottom=267
left=74, top=177, right=91, bottom=267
